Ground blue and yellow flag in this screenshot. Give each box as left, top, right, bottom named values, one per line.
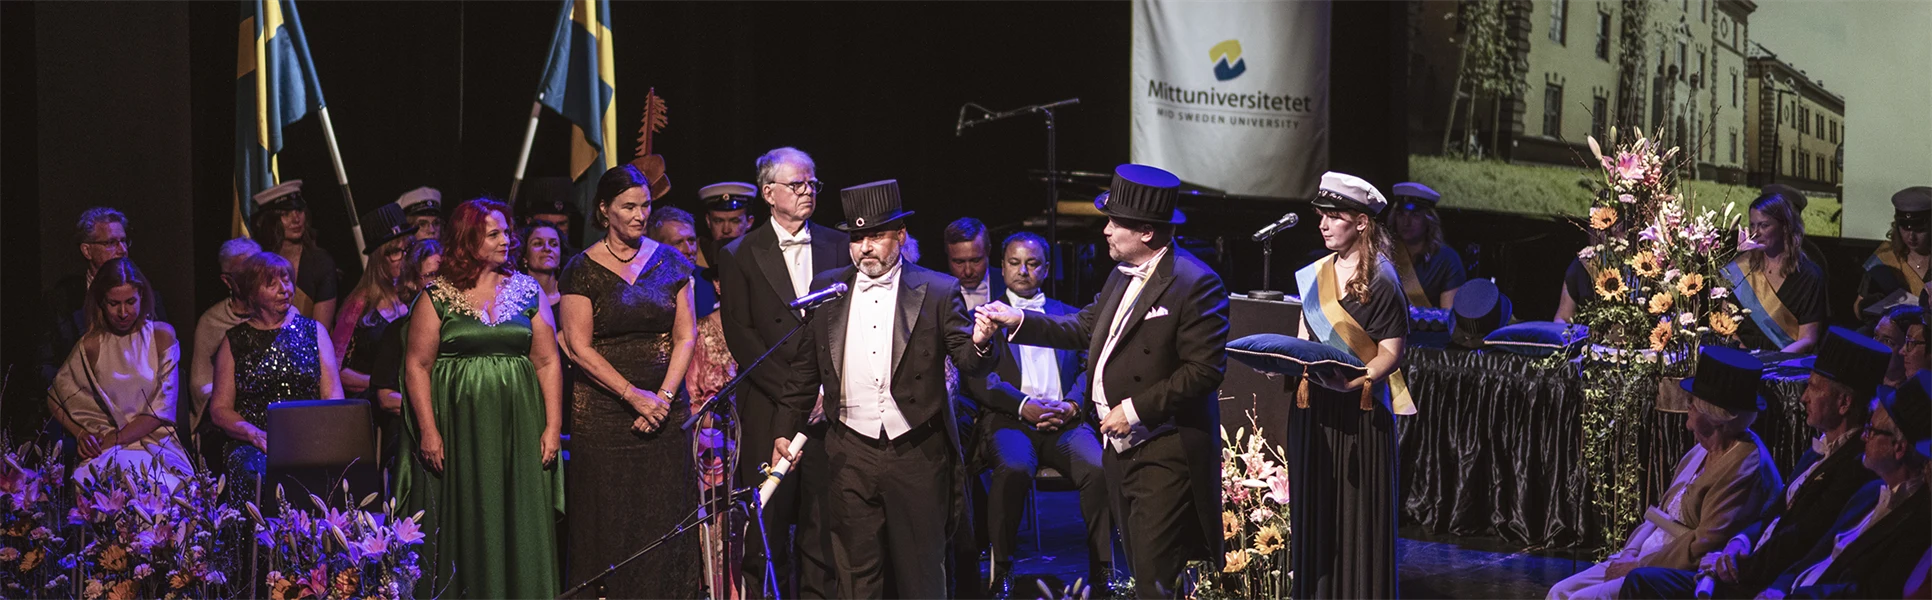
left=536, top=0, right=618, bottom=182
left=234, top=0, right=328, bottom=235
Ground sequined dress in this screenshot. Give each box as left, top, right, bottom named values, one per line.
left=394, top=273, right=563, bottom=599
left=222, top=312, right=323, bottom=503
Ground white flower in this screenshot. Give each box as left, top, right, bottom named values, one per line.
left=1578, top=246, right=1598, bottom=260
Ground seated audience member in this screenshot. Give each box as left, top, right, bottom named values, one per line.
left=1877, top=305, right=1928, bottom=393
left=397, top=186, right=444, bottom=241
left=698, top=181, right=757, bottom=270
left=334, top=203, right=417, bottom=393
left=1856, top=187, right=1932, bottom=326
left=41, top=207, right=168, bottom=398
left=46, top=258, right=192, bottom=485
left=518, top=221, right=566, bottom=309
left=965, top=231, right=1113, bottom=597
left=1620, top=328, right=1888, bottom=598
left=1388, top=182, right=1468, bottom=309
left=944, top=218, right=1003, bottom=311
left=367, top=239, right=441, bottom=480
left=1723, top=192, right=1827, bottom=354
left=1758, top=371, right=1932, bottom=599
left=1549, top=347, right=1783, bottom=599
left=190, top=238, right=262, bottom=441
left=210, top=251, right=344, bottom=505
left=250, top=180, right=340, bottom=333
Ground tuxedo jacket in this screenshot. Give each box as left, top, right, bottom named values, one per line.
left=1771, top=482, right=1929, bottom=598
left=1005, top=246, right=1229, bottom=556
left=962, top=296, right=1088, bottom=419
left=716, top=221, right=851, bottom=401
left=774, top=262, right=1001, bottom=448
left=1735, top=439, right=1879, bottom=590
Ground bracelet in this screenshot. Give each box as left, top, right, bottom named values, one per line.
left=658, top=389, right=677, bottom=399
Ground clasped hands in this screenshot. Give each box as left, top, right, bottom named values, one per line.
left=1019, top=397, right=1078, bottom=431
left=624, top=387, right=672, bottom=433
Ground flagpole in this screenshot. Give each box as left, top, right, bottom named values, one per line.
left=509, top=97, right=544, bottom=203
left=317, top=106, right=365, bottom=265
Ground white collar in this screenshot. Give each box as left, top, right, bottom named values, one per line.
left=774, top=222, right=812, bottom=245
left=857, top=260, right=904, bottom=291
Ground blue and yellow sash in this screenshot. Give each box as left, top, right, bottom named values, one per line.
left=1722, top=261, right=1798, bottom=349
left=1389, top=244, right=1437, bottom=308
left=1295, top=255, right=1415, bottom=415
left=1865, top=242, right=1927, bottom=295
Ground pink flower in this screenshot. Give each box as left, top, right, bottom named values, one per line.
left=1710, top=286, right=1730, bottom=299
left=350, top=535, right=389, bottom=561
left=1578, top=246, right=1598, bottom=260
left=393, top=518, right=425, bottom=545
left=1618, top=193, right=1636, bottom=204
left=1639, top=225, right=1665, bottom=244
left=1265, top=475, right=1291, bottom=505
left=1616, top=153, right=1648, bottom=182
left=1249, top=506, right=1276, bottom=523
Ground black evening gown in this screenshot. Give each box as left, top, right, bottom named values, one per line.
left=1285, top=257, right=1408, bottom=599
left=559, top=245, right=704, bottom=598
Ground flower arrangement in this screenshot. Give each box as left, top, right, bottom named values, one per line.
left=1563, top=128, right=1755, bottom=557
left=69, top=461, right=239, bottom=599
left=0, top=440, right=73, bottom=598
left=247, top=484, right=425, bottom=600
left=1187, top=411, right=1292, bottom=599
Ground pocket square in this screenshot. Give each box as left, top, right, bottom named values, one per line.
left=1143, top=306, right=1170, bottom=320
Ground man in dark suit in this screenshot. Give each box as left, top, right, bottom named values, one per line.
left=966, top=231, right=1113, bottom=597
left=944, top=217, right=1006, bottom=312
left=769, top=179, right=1000, bottom=598
left=978, top=164, right=1229, bottom=598
left=716, top=147, right=850, bottom=597
left=1621, top=327, right=1888, bottom=598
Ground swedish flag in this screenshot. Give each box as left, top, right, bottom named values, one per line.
left=536, top=0, right=618, bottom=182
left=233, top=0, right=328, bottom=235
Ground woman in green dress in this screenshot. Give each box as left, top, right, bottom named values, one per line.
left=397, top=198, right=565, bottom=598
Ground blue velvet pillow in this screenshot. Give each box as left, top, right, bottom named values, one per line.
left=1226, top=333, right=1367, bottom=381
left=1483, top=321, right=1589, bottom=357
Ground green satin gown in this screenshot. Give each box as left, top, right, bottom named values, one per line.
left=395, top=273, right=564, bottom=599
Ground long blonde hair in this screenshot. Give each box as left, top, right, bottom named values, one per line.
left=1743, top=193, right=1806, bottom=278
left=1322, top=208, right=1392, bottom=303
left=347, top=235, right=409, bottom=326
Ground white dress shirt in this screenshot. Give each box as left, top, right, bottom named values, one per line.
left=774, top=223, right=814, bottom=299
left=1792, top=477, right=1922, bottom=588
left=1007, top=290, right=1063, bottom=407
left=1092, top=246, right=1171, bottom=452
left=961, top=274, right=992, bottom=311
left=840, top=261, right=913, bottom=440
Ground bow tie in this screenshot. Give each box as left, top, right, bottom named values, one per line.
left=858, top=270, right=898, bottom=292
left=1117, top=261, right=1155, bottom=280
left=1011, top=294, right=1046, bottom=311
left=778, top=232, right=812, bottom=249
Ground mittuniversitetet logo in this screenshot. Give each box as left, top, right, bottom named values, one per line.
left=1210, top=39, right=1246, bottom=81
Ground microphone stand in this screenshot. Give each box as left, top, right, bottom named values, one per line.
left=957, top=97, right=1080, bottom=298
left=558, top=490, right=761, bottom=599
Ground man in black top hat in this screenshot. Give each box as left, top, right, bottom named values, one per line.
left=769, top=179, right=1001, bottom=599
left=1622, top=327, right=1887, bottom=599
left=716, top=147, right=849, bottom=597
left=700, top=181, right=757, bottom=270
left=978, top=163, right=1230, bottom=598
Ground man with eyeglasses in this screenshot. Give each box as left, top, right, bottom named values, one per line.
left=395, top=186, right=445, bottom=241
left=1621, top=326, right=1887, bottom=599
left=37, top=207, right=169, bottom=396
left=716, top=147, right=849, bottom=598
left=1878, top=305, right=1928, bottom=395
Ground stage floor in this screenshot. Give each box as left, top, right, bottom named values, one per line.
left=1003, top=490, right=1591, bottom=598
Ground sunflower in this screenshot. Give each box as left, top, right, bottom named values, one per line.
left=1649, top=319, right=1675, bottom=351
left=1677, top=273, right=1706, bottom=297
left=1254, top=524, right=1287, bottom=555
left=1648, top=293, right=1674, bottom=315
left=1223, top=511, right=1242, bottom=541
left=106, top=580, right=138, bottom=600
left=1594, top=269, right=1626, bottom=300
left=99, top=544, right=128, bottom=571
left=1590, top=206, right=1619, bottom=230
left=1710, top=311, right=1739, bottom=336
left=1627, top=251, right=1664, bottom=278
left=1224, top=549, right=1252, bottom=573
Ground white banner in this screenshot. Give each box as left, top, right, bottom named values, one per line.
left=1131, top=0, right=1329, bottom=199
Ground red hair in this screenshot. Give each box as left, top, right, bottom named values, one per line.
left=440, top=198, right=518, bottom=289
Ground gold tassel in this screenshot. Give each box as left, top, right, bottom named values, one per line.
left=1296, top=366, right=1310, bottom=409
left=1360, top=383, right=1374, bottom=412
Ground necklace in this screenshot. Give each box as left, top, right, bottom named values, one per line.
left=605, top=238, right=641, bottom=263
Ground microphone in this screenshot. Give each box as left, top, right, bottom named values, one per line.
left=1251, top=212, right=1300, bottom=242
left=788, top=283, right=849, bottom=311
left=758, top=433, right=810, bottom=506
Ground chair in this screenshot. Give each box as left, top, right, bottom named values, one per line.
left=1024, top=466, right=1078, bottom=552
left=264, top=399, right=380, bottom=510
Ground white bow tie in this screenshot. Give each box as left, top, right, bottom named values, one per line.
left=1011, top=294, right=1046, bottom=311
left=778, top=231, right=812, bottom=248
left=858, top=270, right=898, bottom=292
left=1117, top=262, right=1154, bottom=280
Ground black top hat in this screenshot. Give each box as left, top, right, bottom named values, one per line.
left=517, top=177, right=574, bottom=217
left=1450, top=278, right=1512, bottom=348
left=1879, top=370, right=1932, bottom=457
left=1812, top=326, right=1890, bottom=400
left=359, top=203, right=418, bottom=255
left=837, top=180, right=914, bottom=232
left=1094, top=164, right=1185, bottom=224
left=1679, top=346, right=1766, bottom=413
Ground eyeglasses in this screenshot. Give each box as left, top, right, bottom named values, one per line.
left=768, top=179, right=823, bottom=196
left=84, top=237, right=129, bottom=249
left=383, top=247, right=408, bottom=259
left=1864, top=423, right=1903, bottom=440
